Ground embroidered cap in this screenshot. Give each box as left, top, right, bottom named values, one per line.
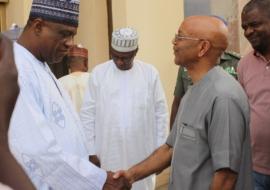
left=111, top=27, right=138, bottom=52
left=29, top=0, right=80, bottom=27
left=68, top=44, right=88, bottom=58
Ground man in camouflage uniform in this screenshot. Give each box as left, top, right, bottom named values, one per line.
left=170, top=51, right=240, bottom=129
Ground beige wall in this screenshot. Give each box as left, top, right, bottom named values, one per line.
left=112, top=0, right=184, bottom=109
left=76, top=0, right=109, bottom=70
left=6, top=0, right=31, bottom=27
left=111, top=0, right=126, bottom=29
left=0, top=3, right=7, bottom=31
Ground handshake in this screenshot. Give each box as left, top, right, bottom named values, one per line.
left=90, top=155, right=161, bottom=190
left=103, top=170, right=133, bottom=190
left=90, top=155, right=135, bottom=190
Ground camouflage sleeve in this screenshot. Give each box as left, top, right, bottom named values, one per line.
left=173, top=67, right=185, bottom=97
left=219, top=51, right=241, bottom=79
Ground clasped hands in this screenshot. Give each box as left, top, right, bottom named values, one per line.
left=90, top=155, right=134, bottom=190
left=103, top=170, right=133, bottom=190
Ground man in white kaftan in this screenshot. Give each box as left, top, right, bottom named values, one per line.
left=10, top=42, right=106, bottom=189
left=80, top=28, right=169, bottom=190
left=8, top=1, right=130, bottom=190
left=59, top=45, right=90, bottom=113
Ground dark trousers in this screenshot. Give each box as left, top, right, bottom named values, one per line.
left=253, top=171, right=270, bottom=190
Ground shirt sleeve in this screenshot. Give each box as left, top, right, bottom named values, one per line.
left=80, top=74, right=97, bottom=155
left=208, top=97, right=246, bottom=173
left=153, top=71, right=169, bottom=147
left=9, top=75, right=106, bottom=190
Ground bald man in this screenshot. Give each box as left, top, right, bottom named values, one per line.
left=114, top=16, right=253, bottom=190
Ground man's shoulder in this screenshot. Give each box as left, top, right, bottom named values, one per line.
left=241, top=51, right=256, bottom=61
left=136, top=60, right=156, bottom=68
left=13, top=43, right=36, bottom=71
left=135, top=60, right=159, bottom=74
left=58, top=74, right=71, bottom=82
left=81, top=72, right=90, bottom=78
left=212, top=68, right=246, bottom=98
left=92, top=60, right=112, bottom=72
left=13, top=43, right=40, bottom=83
left=238, top=51, right=256, bottom=67
left=13, top=42, right=30, bottom=59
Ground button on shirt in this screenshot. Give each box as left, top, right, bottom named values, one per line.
left=167, top=67, right=253, bottom=190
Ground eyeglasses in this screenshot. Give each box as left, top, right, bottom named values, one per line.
left=173, top=34, right=225, bottom=50
left=173, top=34, right=204, bottom=42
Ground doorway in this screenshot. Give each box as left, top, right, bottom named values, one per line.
left=0, top=2, right=7, bottom=32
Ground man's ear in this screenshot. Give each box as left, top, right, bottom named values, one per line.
left=32, top=18, right=44, bottom=36
left=198, top=40, right=211, bottom=57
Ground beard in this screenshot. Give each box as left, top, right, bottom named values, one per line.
left=48, top=54, right=66, bottom=65
left=248, top=35, right=270, bottom=55
left=252, top=41, right=270, bottom=55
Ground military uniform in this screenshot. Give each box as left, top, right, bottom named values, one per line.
left=174, top=51, right=241, bottom=97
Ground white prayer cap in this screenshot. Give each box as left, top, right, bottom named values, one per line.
left=111, top=27, right=138, bottom=52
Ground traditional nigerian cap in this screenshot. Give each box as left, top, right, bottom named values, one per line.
left=111, top=27, right=138, bottom=52
left=2, top=23, right=23, bottom=41
left=68, top=44, right=88, bottom=58
left=29, top=0, right=80, bottom=27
